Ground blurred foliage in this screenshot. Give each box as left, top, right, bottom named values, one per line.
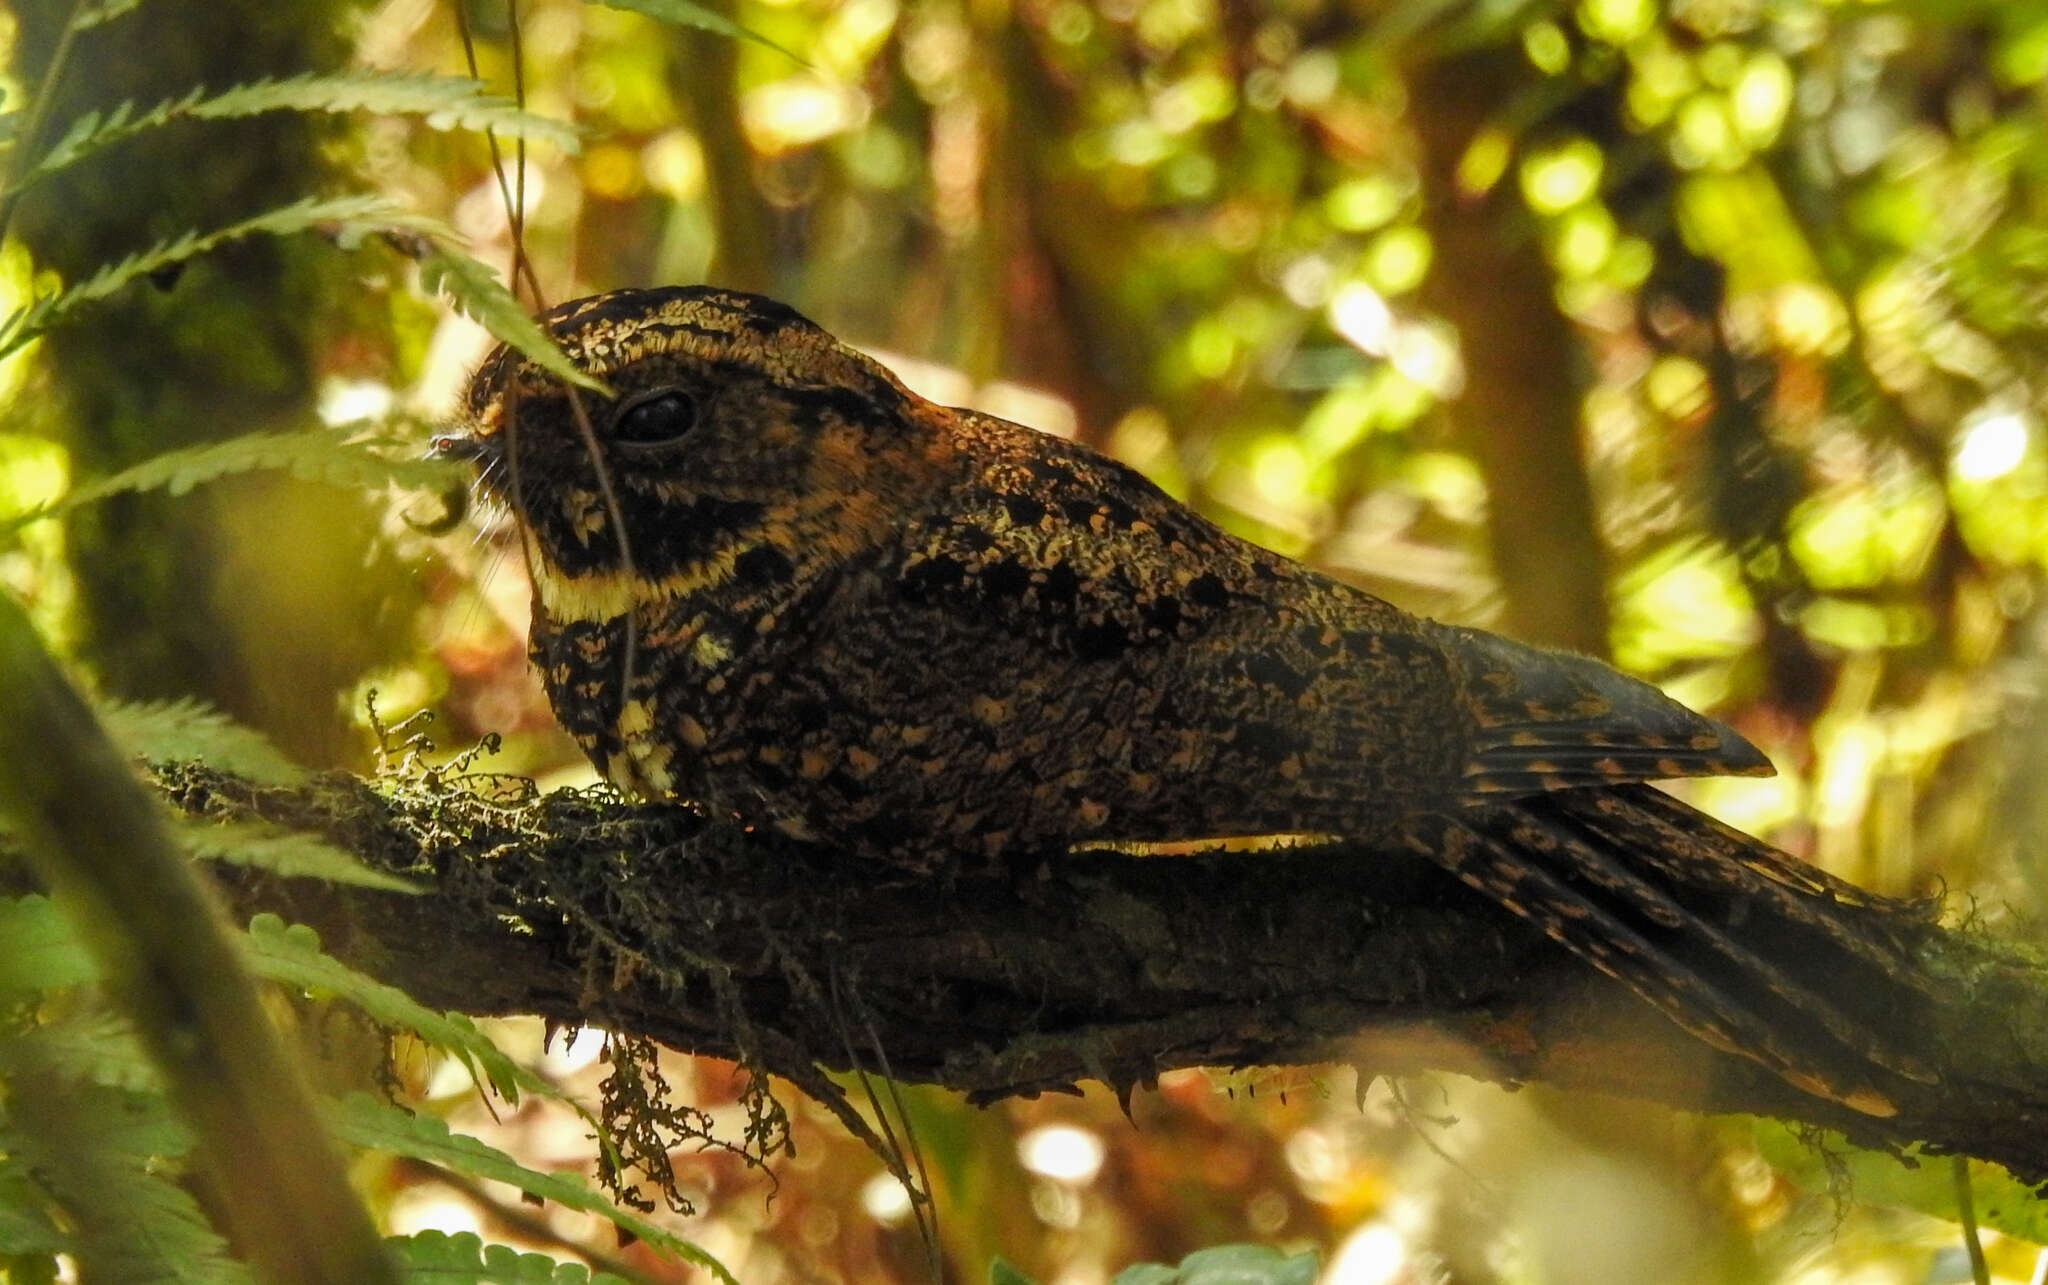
left=4, top=0, right=2048, bottom=1280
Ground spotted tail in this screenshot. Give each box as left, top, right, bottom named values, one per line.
left=1411, top=783, right=1938, bottom=1115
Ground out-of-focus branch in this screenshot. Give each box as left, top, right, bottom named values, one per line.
left=133, top=762, right=2048, bottom=1185
left=0, top=597, right=398, bottom=1285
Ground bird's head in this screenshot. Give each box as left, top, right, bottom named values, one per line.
left=438, top=285, right=933, bottom=601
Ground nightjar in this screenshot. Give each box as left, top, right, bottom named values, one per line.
left=439, top=285, right=1931, bottom=1117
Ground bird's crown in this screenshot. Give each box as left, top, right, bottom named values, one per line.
left=462, top=285, right=907, bottom=436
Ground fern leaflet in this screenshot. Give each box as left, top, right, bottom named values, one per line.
left=0, top=193, right=450, bottom=358
left=178, top=819, right=422, bottom=894
left=5, top=424, right=463, bottom=533
left=418, top=247, right=609, bottom=394
left=94, top=696, right=307, bottom=785
left=589, top=0, right=805, bottom=63
left=0, top=1156, right=67, bottom=1257
left=0, top=1063, right=253, bottom=1285
left=243, top=916, right=554, bottom=1105
left=0, top=896, right=95, bottom=1001
left=330, top=1093, right=739, bottom=1285
left=389, top=1231, right=632, bottom=1285
left=73, top=0, right=153, bottom=30
left=0, top=1009, right=158, bottom=1094
left=14, top=73, right=579, bottom=192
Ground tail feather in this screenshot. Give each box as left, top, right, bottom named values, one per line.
left=1415, top=786, right=1936, bottom=1114
left=1577, top=785, right=1941, bottom=996
left=1434, top=626, right=1776, bottom=799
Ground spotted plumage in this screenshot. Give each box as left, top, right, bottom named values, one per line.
left=442, top=285, right=1933, bottom=1117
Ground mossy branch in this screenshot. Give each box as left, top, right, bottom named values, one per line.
left=99, top=760, right=2048, bottom=1189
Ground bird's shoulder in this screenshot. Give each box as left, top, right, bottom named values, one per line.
left=865, top=411, right=1396, bottom=663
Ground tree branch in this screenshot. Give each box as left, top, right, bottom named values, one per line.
left=141, top=763, right=2048, bottom=1184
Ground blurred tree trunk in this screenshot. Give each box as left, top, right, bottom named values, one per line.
left=8, top=0, right=408, bottom=766
left=1408, top=47, right=1612, bottom=658
left=677, top=29, right=777, bottom=296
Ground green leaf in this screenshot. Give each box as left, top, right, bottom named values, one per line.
left=1109, top=1245, right=1320, bottom=1285
left=0, top=1009, right=157, bottom=1093
left=72, top=0, right=152, bottom=29
left=0, top=1160, right=67, bottom=1257
left=0, top=896, right=95, bottom=1000
left=15, top=74, right=577, bottom=191
left=1, top=1076, right=248, bottom=1285
left=241, top=916, right=540, bottom=1104
left=990, top=1258, right=1040, bottom=1285
left=177, top=818, right=421, bottom=894
left=0, top=193, right=450, bottom=357
left=330, top=1094, right=737, bottom=1285
left=7, top=426, right=463, bottom=532
left=96, top=697, right=305, bottom=785
left=586, top=0, right=806, bottom=63
left=1753, top=1120, right=2048, bottom=1245
left=390, top=1230, right=632, bottom=1284
left=418, top=248, right=609, bottom=394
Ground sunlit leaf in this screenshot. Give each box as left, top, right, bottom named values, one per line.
left=14, top=74, right=578, bottom=193
left=587, top=0, right=806, bottom=64
left=417, top=247, right=609, bottom=395
left=177, top=819, right=421, bottom=894
left=0, top=194, right=450, bottom=358
left=4, top=427, right=462, bottom=534
left=241, top=916, right=541, bottom=1104
left=96, top=697, right=305, bottom=785
left=389, top=1231, right=631, bottom=1284
left=329, top=1093, right=739, bottom=1285
left=1754, top=1121, right=2048, bottom=1244
left=1110, top=1245, right=1319, bottom=1285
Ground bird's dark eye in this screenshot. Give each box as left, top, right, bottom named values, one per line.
left=610, top=389, right=697, bottom=448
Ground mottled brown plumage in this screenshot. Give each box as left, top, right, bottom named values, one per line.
left=441, top=285, right=1933, bottom=1117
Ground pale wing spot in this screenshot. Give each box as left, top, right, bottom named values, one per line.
left=971, top=695, right=1009, bottom=724
left=692, top=632, right=733, bottom=667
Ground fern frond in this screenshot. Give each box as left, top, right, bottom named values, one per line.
left=419, top=247, right=609, bottom=394
left=2, top=1010, right=158, bottom=1094
left=590, top=0, right=805, bottom=63
left=15, top=73, right=578, bottom=191
left=6, top=424, right=464, bottom=533
left=0, top=896, right=95, bottom=1001
left=73, top=0, right=153, bottom=30
left=242, top=916, right=548, bottom=1104
left=390, top=1231, right=631, bottom=1285
left=178, top=819, right=422, bottom=894
left=0, top=1156, right=68, bottom=1259
left=0, top=193, right=450, bottom=358
left=331, top=1093, right=739, bottom=1285
left=95, top=697, right=306, bottom=785
left=0, top=1068, right=253, bottom=1285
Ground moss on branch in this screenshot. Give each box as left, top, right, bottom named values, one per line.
left=136, top=762, right=2048, bottom=1186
